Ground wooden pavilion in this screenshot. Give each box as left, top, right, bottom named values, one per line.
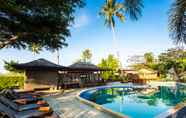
left=14, top=58, right=68, bottom=90
left=14, top=59, right=111, bottom=90
left=58, top=62, right=111, bottom=89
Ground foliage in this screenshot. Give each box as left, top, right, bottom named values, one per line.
left=130, top=52, right=155, bottom=70
left=100, top=0, right=125, bottom=28
left=75, top=49, right=93, bottom=63
left=4, top=60, right=19, bottom=72
left=99, top=0, right=143, bottom=28
left=129, top=48, right=186, bottom=80
left=81, top=49, right=92, bottom=63
left=155, top=48, right=186, bottom=79
left=144, top=52, right=154, bottom=64
left=157, top=48, right=186, bottom=77
left=99, top=0, right=143, bottom=60
left=0, top=73, right=25, bottom=90
left=0, top=0, right=85, bottom=52
left=169, top=0, right=186, bottom=45
left=98, top=54, right=121, bottom=80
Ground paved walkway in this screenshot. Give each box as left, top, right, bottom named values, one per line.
left=45, top=89, right=114, bottom=118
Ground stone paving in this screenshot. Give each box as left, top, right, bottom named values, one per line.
left=45, top=89, right=115, bottom=118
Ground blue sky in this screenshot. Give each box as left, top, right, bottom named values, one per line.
left=0, top=0, right=177, bottom=72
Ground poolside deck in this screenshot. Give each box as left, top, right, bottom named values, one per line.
left=45, top=89, right=115, bottom=118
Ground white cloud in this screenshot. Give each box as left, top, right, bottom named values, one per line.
left=74, top=13, right=90, bottom=28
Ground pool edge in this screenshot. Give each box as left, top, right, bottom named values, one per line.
left=155, top=100, right=186, bottom=118
left=76, top=85, right=186, bottom=118
left=76, top=87, right=129, bottom=118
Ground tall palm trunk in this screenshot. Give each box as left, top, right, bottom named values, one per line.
left=57, top=49, right=60, bottom=64
left=55, top=49, right=60, bottom=65
left=111, top=22, right=122, bottom=68
left=111, top=22, right=119, bottom=59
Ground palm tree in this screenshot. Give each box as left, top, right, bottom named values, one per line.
left=169, top=0, right=186, bottom=45
left=99, top=0, right=143, bottom=59
left=144, top=52, right=154, bottom=64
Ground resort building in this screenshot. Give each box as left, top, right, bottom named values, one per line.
left=120, top=68, right=159, bottom=84
left=14, top=59, right=67, bottom=90
left=14, top=59, right=110, bottom=90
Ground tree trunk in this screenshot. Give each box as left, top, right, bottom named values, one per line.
left=111, top=22, right=119, bottom=58
left=0, top=36, right=18, bottom=48
left=111, top=22, right=122, bottom=67
left=55, top=49, right=60, bottom=65
left=54, top=49, right=59, bottom=65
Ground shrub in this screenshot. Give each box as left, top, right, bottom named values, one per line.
left=0, top=73, right=25, bottom=90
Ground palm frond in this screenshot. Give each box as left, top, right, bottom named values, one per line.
left=124, top=0, right=144, bottom=20
left=99, top=0, right=125, bottom=28
left=114, top=3, right=125, bottom=13
left=116, top=12, right=125, bottom=22
left=169, top=0, right=186, bottom=45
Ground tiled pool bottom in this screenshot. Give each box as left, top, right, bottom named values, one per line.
left=45, top=89, right=115, bottom=118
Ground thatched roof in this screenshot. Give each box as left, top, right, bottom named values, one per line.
left=68, top=62, right=110, bottom=71
left=14, top=59, right=111, bottom=72
left=138, top=68, right=157, bottom=74
left=14, top=58, right=67, bottom=71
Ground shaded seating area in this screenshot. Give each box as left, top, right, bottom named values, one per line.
left=0, top=89, right=55, bottom=118
left=58, top=62, right=110, bottom=89
left=13, top=59, right=69, bottom=90
left=13, top=59, right=111, bottom=90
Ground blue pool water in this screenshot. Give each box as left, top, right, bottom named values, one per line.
left=80, top=85, right=186, bottom=118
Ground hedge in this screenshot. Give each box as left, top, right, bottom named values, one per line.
left=0, top=73, right=25, bottom=90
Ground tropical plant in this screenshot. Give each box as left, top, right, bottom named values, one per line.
left=0, top=0, right=85, bottom=52
left=81, top=49, right=92, bottom=63
left=4, top=60, right=19, bottom=72
left=169, top=0, right=186, bottom=45
left=144, top=52, right=154, bottom=64
left=157, top=48, right=186, bottom=79
left=99, top=0, right=143, bottom=58
left=98, top=54, right=121, bottom=80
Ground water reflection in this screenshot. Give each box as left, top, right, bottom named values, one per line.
left=88, top=85, right=186, bottom=107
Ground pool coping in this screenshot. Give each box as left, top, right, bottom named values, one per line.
left=155, top=100, right=186, bottom=118
left=76, top=85, right=150, bottom=118
left=76, top=84, right=186, bottom=118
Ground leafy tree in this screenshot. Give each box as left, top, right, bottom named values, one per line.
left=129, top=53, right=155, bottom=70
left=98, top=54, right=121, bottom=79
left=157, top=48, right=186, bottom=79
left=0, top=0, right=85, bottom=52
left=81, top=49, right=92, bottom=63
left=4, top=60, right=19, bottom=72
left=99, top=0, right=143, bottom=58
left=144, top=52, right=154, bottom=64
left=169, top=0, right=186, bottom=45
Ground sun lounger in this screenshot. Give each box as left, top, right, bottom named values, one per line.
left=14, top=99, right=47, bottom=106
left=0, top=96, right=47, bottom=112
left=0, top=102, right=50, bottom=118
left=1, top=89, right=43, bottom=104
left=1, top=89, right=41, bottom=99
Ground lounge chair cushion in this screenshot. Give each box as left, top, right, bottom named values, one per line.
left=15, top=110, right=45, bottom=118
left=0, top=102, right=46, bottom=118
left=2, top=89, right=41, bottom=100
left=0, top=96, right=43, bottom=112
left=13, top=97, right=43, bottom=104
left=0, top=96, right=18, bottom=110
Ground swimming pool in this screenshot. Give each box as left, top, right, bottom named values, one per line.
left=79, top=85, right=186, bottom=118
